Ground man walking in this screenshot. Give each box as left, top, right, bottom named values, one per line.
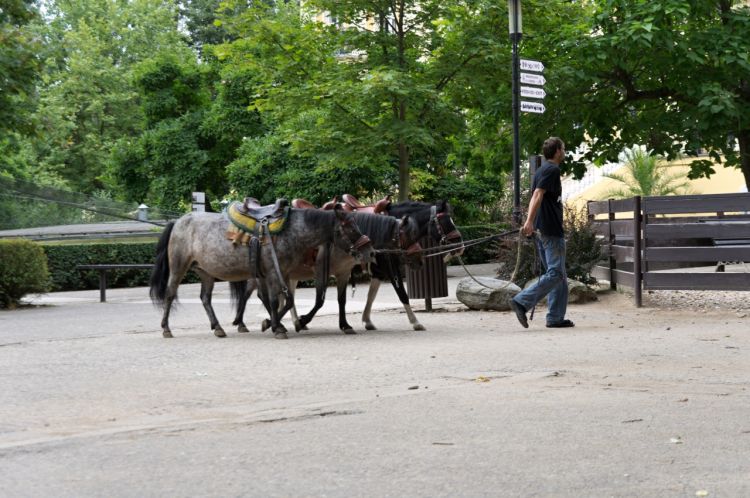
left=509, top=137, right=574, bottom=329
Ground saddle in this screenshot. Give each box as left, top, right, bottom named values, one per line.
left=238, top=197, right=289, bottom=219
left=291, top=197, right=338, bottom=210
left=341, top=194, right=391, bottom=214
left=225, top=198, right=290, bottom=245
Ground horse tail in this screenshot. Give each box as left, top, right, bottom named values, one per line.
left=230, top=280, right=249, bottom=310
left=149, top=221, right=175, bottom=306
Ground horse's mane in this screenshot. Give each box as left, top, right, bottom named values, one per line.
left=353, top=212, right=398, bottom=247
left=388, top=200, right=451, bottom=225
left=297, top=207, right=338, bottom=228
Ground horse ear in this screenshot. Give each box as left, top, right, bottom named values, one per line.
left=400, top=215, right=409, bottom=227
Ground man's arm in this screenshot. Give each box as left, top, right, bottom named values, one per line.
left=521, top=187, right=546, bottom=236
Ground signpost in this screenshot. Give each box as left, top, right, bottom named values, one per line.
left=520, top=101, right=546, bottom=114
left=520, top=59, right=544, bottom=72
left=520, top=73, right=545, bottom=86
left=520, top=86, right=546, bottom=99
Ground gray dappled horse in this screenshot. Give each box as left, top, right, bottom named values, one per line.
left=233, top=199, right=463, bottom=332
left=149, top=205, right=374, bottom=339
left=231, top=211, right=423, bottom=334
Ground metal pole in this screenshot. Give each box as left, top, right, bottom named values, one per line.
left=510, top=3, right=522, bottom=227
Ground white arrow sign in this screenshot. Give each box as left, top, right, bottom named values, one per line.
left=520, top=59, right=544, bottom=72
left=520, top=86, right=546, bottom=99
left=521, top=101, right=546, bottom=114
left=520, top=72, right=546, bottom=86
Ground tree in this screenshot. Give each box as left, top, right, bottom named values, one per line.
left=548, top=1, right=750, bottom=189
left=601, top=145, right=691, bottom=199
left=25, top=0, right=192, bottom=193
left=216, top=0, right=514, bottom=202
left=0, top=0, right=40, bottom=141
left=111, top=55, right=264, bottom=209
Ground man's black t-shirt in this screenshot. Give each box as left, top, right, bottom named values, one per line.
left=532, top=160, right=564, bottom=237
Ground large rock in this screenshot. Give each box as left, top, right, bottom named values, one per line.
left=522, top=277, right=598, bottom=304
left=456, top=277, right=521, bottom=311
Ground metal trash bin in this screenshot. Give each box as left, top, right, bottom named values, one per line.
left=406, top=236, right=448, bottom=310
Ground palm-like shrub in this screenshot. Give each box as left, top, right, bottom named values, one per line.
left=602, top=145, right=691, bottom=199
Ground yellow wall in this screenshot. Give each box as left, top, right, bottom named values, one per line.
left=568, top=158, right=747, bottom=210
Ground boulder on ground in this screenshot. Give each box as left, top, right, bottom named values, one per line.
left=456, top=277, right=521, bottom=311
left=522, top=277, right=598, bottom=304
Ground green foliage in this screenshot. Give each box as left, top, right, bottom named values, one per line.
left=0, top=0, right=41, bottom=140
left=42, top=241, right=200, bottom=291
left=216, top=0, right=514, bottom=201
left=601, top=145, right=691, bottom=199
left=0, top=239, right=50, bottom=308
left=553, top=0, right=750, bottom=188
left=227, top=131, right=391, bottom=205
left=563, top=207, right=604, bottom=285
left=495, top=207, right=603, bottom=287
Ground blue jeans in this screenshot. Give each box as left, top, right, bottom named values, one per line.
left=512, top=234, right=568, bottom=324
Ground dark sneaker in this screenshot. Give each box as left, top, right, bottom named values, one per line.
left=546, top=319, right=575, bottom=328
left=509, top=299, right=528, bottom=329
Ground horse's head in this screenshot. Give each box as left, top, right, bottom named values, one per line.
left=429, top=200, right=464, bottom=259
left=333, top=204, right=375, bottom=265
left=399, top=215, right=424, bottom=270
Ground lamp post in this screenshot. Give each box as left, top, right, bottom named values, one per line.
left=508, top=0, right=522, bottom=227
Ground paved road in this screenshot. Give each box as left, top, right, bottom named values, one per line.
left=1, top=267, right=749, bottom=497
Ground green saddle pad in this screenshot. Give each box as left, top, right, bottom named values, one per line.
left=225, top=201, right=289, bottom=237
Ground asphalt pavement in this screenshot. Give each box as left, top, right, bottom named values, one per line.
left=1, top=264, right=749, bottom=497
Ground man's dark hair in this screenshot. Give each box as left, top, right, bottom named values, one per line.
left=542, top=137, right=564, bottom=159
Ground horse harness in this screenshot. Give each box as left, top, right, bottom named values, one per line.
left=225, top=198, right=292, bottom=297
left=430, top=205, right=462, bottom=245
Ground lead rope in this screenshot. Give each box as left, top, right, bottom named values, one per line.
left=262, top=218, right=291, bottom=300
left=456, top=231, right=527, bottom=289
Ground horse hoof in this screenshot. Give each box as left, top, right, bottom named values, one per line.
left=214, top=327, right=226, bottom=338
left=413, top=323, right=426, bottom=331
left=274, top=332, right=288, bottom=340
left=294, top=321, right=303, bottom=332
left=237, top=324, right=250, bottom=333
left=162, top=330, right=173, bottom=338
left=343, top=328, right=357, bottom=335
left=364, top=323, right=377, bottom=331
left=261, top=319, right=271, bottom=332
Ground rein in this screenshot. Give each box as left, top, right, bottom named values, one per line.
left=373, top=229, right=519, bottom=257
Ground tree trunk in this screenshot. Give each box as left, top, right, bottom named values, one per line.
left=738, top=130, right=750, bottom=192
left=398, top=140, right=409, bottom=202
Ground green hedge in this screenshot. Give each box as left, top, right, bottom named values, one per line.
left=44, top=242, right=157, bottom=291
left=42, top=242, right=195, bottom=291
left=0, top=239, right=50, bottom=308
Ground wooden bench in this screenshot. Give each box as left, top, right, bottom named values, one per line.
left=76, top=264, right=154, bottom=302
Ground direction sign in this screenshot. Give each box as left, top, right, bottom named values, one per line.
left=520, top=59, right=544, bottom=72
left=520, top=86, right=546, bottom=99
left=520, top=101, right=546, bottom=114
left=520, top=72, right=546, bottom=86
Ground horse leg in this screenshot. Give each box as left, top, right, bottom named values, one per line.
left=257, top=279, right=273, bottom=333
left=160, top=259, right=190, bottom=339
left=195, top=269, right=225, bottom=337
left=232, top=279, right=257, bottom=333
left=362, top=278, right=381, bottom=331
left=392, top=275, right=425, bottom=331
left=268, top=292, right=288, bottom=340
left=284, top=283, right=308, bottom=332
left=298, top=273, right=328, bottom=331
left=337, top=279, right=356, bottom=334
